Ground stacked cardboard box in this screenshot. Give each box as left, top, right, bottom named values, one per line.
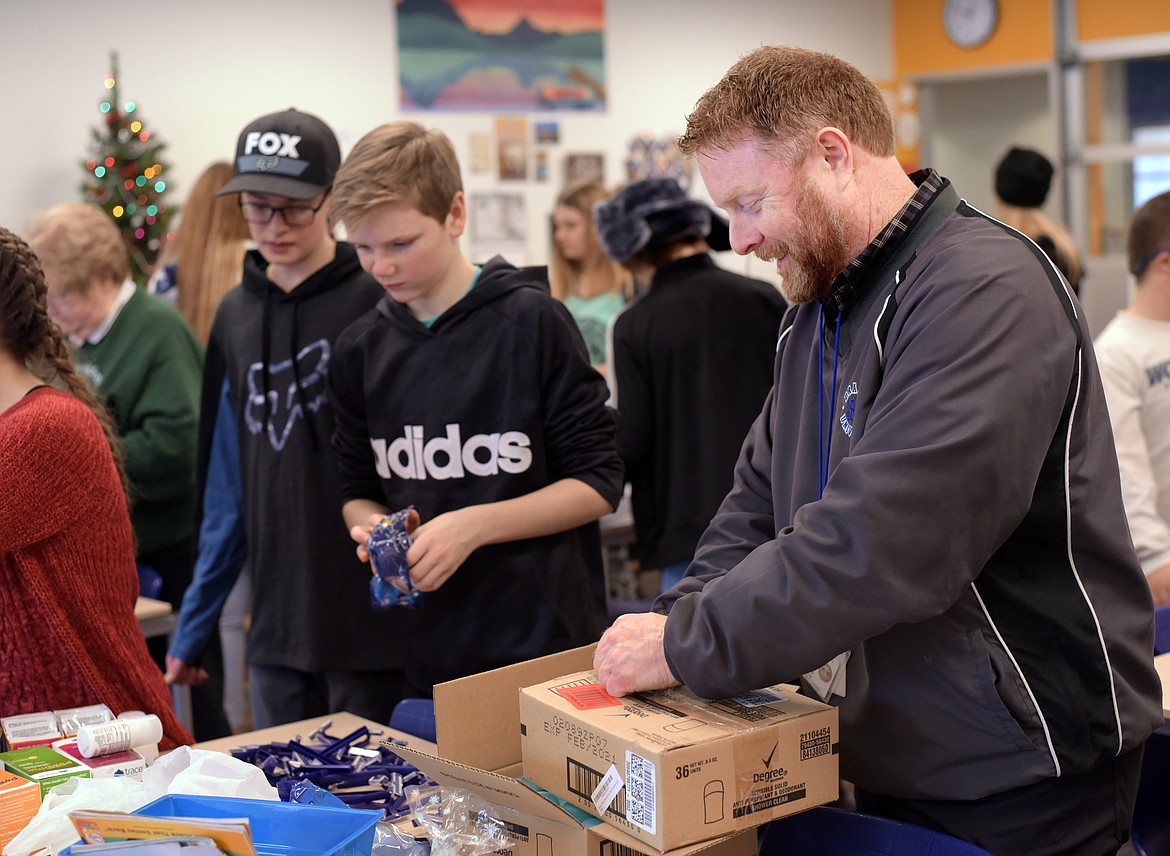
left=52, top=738, right=148, bottom=780
left=519, top=671, right=839, bottom=851
left=393, top=646, right=757, bottom=856
left=0, top=713, right=61, bottom=752
left=0, top=745, right=90, bottom=799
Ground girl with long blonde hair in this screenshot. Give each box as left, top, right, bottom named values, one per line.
left=151, top=161, right=251, bottom=343
left=550, top=180, right=632, bottom=372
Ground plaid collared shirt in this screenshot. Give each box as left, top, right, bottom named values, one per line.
left=826, top=168, right=944, bottom=316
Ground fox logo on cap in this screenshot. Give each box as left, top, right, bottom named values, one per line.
left=218, top=108, right=341, bottom=200
left=244, top=132, right=302, bottom=158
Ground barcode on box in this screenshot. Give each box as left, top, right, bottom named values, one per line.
left=599, top=842, right=644, bottom=856
left=730, top=688, right=787, bottom=707
left=568, top=757, right=627, bottom=818
left=625, top=751, right=656, bottom=835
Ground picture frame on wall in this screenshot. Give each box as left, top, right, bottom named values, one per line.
left=565, top=152, right=604, bottom=185
left=470, top=190, right=529, bottom=265
left=496, top=117, right=529, bottom=181
left=396, top=2, right=607, bottom=112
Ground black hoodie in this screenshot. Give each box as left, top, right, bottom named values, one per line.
left=197, top=242, right=401, bottom=672
left=329, top=256, right=623, bottom=688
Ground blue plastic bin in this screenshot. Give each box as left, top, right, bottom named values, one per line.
left=66, top=794, right=382, bottom=856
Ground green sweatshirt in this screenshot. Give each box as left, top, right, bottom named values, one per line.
left=76, top=286, right=204, bottom=556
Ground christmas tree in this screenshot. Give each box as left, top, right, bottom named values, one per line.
left=80, top=52, right=174, bottom=285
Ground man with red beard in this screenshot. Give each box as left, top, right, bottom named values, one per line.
left=594, top=45, right=1161, bottom=856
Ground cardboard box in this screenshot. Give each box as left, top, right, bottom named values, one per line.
left=0, top=745, right=90, bottom=799
left=52, top=738, right=148, bottom=780
left=52, top=704, right=114, bottom=738
left=0, top=769, right=41, bottom=851
left=519, top=672, right=839, bottom=851
left=1, top=712, right=61, bottom=752
left=393, top=646, right=755, bottom=856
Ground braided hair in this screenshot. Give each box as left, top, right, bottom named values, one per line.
left=0, top=225, right=129, bottom=497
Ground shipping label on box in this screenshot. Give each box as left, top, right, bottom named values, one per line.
left=520, top=672, right=839, bottom=851
left=0, top=768, right=41, bottom=851
left=0, top=745, right=91, bottom=799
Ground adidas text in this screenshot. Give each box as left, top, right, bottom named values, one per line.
left=371, top=424, right=533, bottom=480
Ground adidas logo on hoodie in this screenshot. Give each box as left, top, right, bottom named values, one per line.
left=371, top=424, right=533, bottom=480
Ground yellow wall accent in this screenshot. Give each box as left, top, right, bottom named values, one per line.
left=893, top=0, right=1170, bottom=80
left=1078, top=1, right=1170, bottom=41
left=892, top=0, right=1052, bottom=78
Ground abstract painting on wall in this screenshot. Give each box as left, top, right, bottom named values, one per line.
left=396, top=0, right=607, bottom=112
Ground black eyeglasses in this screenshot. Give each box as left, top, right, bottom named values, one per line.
left=1131, top=248, right=1170, bottom=277
left=239, top=190, right=329, bottom=227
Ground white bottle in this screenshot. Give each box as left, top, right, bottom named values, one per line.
left=116, top=711, right=160, bottom=764
left=75, top=713, right=162, bottom=758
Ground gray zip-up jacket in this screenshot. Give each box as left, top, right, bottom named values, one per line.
left=658, top=178, right=1162, bottom=801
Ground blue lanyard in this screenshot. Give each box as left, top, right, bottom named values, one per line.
left=817, top=304, right=842, bottom=499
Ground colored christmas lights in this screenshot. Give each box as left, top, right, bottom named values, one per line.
left=79, top=51, right=174, bottom=285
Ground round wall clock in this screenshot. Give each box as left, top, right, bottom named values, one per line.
left=942, top=0, right=999, bottom=49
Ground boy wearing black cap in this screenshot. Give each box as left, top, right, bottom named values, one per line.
left=326, top=121, right=623, bottom=693
left=594, top=177, right=787, bottom=593
left=166, top=108, right=404, bottom=727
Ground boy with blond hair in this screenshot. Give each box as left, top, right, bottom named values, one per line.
left=328, top=121, right=622, bottom=692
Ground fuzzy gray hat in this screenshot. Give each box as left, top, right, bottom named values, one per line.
left=594, top=177, right=714, bottom=262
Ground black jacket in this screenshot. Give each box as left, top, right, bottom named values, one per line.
left=610, top=253, right=786, bottom=568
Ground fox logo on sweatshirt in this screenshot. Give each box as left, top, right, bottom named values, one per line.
left=244, top=340, right=330, bottom=452
left=370, top=424, right=533, bottom=480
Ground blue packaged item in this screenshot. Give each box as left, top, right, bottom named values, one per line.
left=369, top=507, right=422, bottom=610
left=280, top=778, right=349, bottom=809
left=130, top=794, right=379, bottom=856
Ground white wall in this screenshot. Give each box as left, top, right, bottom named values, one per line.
left=922, top=70, right=1055, bottom=214
left=0, top=0, right=892, bottom=281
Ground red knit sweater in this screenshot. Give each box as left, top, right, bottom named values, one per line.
left=0, top=388, right=192, bottom=749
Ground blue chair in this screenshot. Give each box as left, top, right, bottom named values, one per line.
left=390, top=697, right=436, bottom=744
left=1153, top=604, right=1170, bottom=656
left=1132, top=730, right=1170, bottom=856
left=760, top=806, right=995, bottom=856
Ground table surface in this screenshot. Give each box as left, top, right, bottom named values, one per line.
left=134, top=596, right=173, bottom=622
left=193, top=710, right=437, bottom=756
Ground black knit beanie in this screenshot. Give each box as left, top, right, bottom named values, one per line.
left=995, top=147, right=1054, bottom=208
